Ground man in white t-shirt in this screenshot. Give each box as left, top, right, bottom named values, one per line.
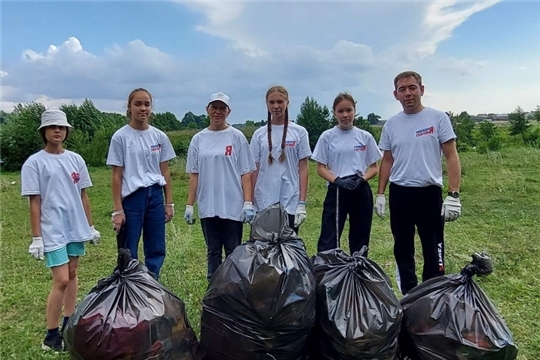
left=376, top=71, right=462, bottom=295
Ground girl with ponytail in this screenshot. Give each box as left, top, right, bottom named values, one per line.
left=250, top=86, right=312, bottom=234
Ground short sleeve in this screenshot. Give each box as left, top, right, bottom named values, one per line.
left=159, top=131, right=177, bottom=162
left=186, top=136, right=199, bottom=173
left=237, top=132, right=256, bottom=174
left=77, top=154, right=93, bottom=189
left=297, top=127, right=312, bottom=160
left=378, top=122, right=391, bottom=151
left=106, top=132, right=124, bottom=167
left=311, top=131, right=329, bottom=165
left=365, top=133, right=383, bottom=165
left=438, top=113, right=457, bottom=143
left=250, top=130, right=262, bottom=163
left=21, top=158, right=40, bottom=196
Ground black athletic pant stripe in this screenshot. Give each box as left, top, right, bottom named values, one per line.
left=389, top=183, right=445, bottom=295
left=317, top=180, right=374, bottom=256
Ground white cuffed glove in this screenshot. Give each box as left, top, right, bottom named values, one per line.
left=89, top=225, right=101, bottom=246
left=375, top=194, right=386, bottom=219
left=184, top=205, right=195, bottom=225
left=441, top=196, right=461, bottom=222
left=243, top=201, right=255, bottom=224
left=294, top=201, right=307, bottom=228
left=29, top=236, right=44, bottom=260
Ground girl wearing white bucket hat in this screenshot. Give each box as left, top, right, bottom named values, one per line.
left=21, top=109, right=100, bottom=352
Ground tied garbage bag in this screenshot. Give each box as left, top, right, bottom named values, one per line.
left=399, top=253, right=518, bottom=360
left=310, top=247, right=403, bottom=360
left=200, top=203, right=316, bottom=360
left=64, top=248, right=202, bottom=360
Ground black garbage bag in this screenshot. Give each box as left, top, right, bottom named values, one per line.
left=310, top=247, right=403, bottom=360
left=399, top=253, right=518, bottom=360
left=200, top=203, right=316, bottom=360
left=64, top=248, right=203, bottom=360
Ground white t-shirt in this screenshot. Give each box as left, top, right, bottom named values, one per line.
left=106, top=125, right=176, bottom=199
left=21, top=150, right=93, bottom=252
left=250, top=122, right=312, bottom=214
left=186, top=126, right=256, bottom=221
left=311, top=126, right=382, bottom=179
left=378, top=107, right=456, bottom=187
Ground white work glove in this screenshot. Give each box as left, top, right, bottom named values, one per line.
left=184, top=205, right=195, bottom=225
left=243, top=201, right=255, bottom=224
left=294, top=202, right=307, bottom=228
left=29, top=236, right=44, bottom=260
left=89, top=225, right=101, bottom=246
left=375, top=194, right=386, bottom=219
left=441, top=196, right=461, bottom=222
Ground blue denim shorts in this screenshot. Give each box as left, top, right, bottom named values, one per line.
left=44, top=242, right=86, bottom=268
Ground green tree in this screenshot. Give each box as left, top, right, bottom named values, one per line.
left=0, top=103, right=45, bottom=170
left=367, top=112, right=381, bottom=125
left=152, top=112, right=181, bottom=131
left=477, top=121, right=497, bottom=142
left=355, top=115, right=374, bottom=135
left=508, top=106, right=530, bottom=140
left=448, top=111, right=475, bottom=151
left=296, top=97, right=332, bottom=149
left=533, top=105, right=540, bottom=122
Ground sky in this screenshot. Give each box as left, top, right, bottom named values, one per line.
left=1, top=0, right=539, bottom=124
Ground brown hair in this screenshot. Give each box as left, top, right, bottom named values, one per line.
left=126, top=88, right=153, bottom=120
left=39, top=127, right=69, bottom=145
left=265, top=86, right=289, bottom=164
left=332, top=92, right=356, bottom=112
left=393, top=71, right=422, bottom=89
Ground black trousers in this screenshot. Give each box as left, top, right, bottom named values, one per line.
left=287, top=214, right=299, bottom=235
left=317, top=179, right=374, bottom=256
left=389, top=183, right=445, bottom=295
left=200, top=217, right=243, bottom=281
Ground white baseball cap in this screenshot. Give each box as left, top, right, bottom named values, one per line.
left=38, top=110, right=73, bottom=130
left=207, top=92, right=231, bottom=109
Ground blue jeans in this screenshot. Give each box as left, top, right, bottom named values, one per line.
left=122, top=184, right=166, bottom=279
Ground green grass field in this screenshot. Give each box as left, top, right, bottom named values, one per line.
left=1, top=147, right=539, bottom=359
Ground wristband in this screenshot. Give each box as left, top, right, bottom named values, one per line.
left=298, top=201, right=306, bottom=205
left=165, top=204, right=175, bottom=207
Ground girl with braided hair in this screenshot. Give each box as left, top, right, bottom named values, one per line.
left=250, top=86, right=312, bottom=234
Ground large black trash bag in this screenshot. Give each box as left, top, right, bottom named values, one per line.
left=64, top=248, right=203, bottom=360
left=200, top=203, right=316, bottom=360
left=310, top=247, right=403, bottom=360
left=399, top=253, right=518, bottom=360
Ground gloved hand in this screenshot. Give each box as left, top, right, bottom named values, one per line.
left=184, top=205, right=195, bottom=225
left=294, top=201, right=307, bottom=228
left=334, top=177, right=356, bottom=191
left=89, top=225, right=101, bottom=246
left=29, top=236, right=44, bottom=260
left=354, top=177, right=367, bottom=190
left=375, top=194, right=386, bottom=219
left=441, top=196, right=461, bottom=222
left=243, top=201, right=255, bottom=224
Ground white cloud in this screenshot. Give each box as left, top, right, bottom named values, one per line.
left=2, top=1, right=537, bottom=121
left=0, top=71, right=8, bottom=78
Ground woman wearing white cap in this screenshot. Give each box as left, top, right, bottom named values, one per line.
left=250, top=85, right=312, bottom=234
left=21, top=109, right=100, bottom=352
left=184, top=92, right=256, bottom=281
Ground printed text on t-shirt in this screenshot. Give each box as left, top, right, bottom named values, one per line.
left=416, top=126, right=434, bottom=137
left=354, top=143, right=367, bottom=151
left=225, top=145, right=233, bottom=156
left=71, top=172, right=80, bottom=184
left=151, top=144, right=162, bottom=152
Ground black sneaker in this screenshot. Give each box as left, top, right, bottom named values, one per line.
left=41, top=334, right=65, bottom=353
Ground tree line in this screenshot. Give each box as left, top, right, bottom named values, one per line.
left=1, top=98, right=539, bottom=171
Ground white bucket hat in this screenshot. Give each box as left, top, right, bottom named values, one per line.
left=38, top=109, right=73, bottom=130
left=207, top=92, right=231, bottom=109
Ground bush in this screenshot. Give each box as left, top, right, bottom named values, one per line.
left=0, top=103, right=45, bottom=171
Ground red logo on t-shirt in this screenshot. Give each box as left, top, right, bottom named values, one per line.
left=71, top=172, right=80, bottom=184
left=225, top=145, right=233, bottom=156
